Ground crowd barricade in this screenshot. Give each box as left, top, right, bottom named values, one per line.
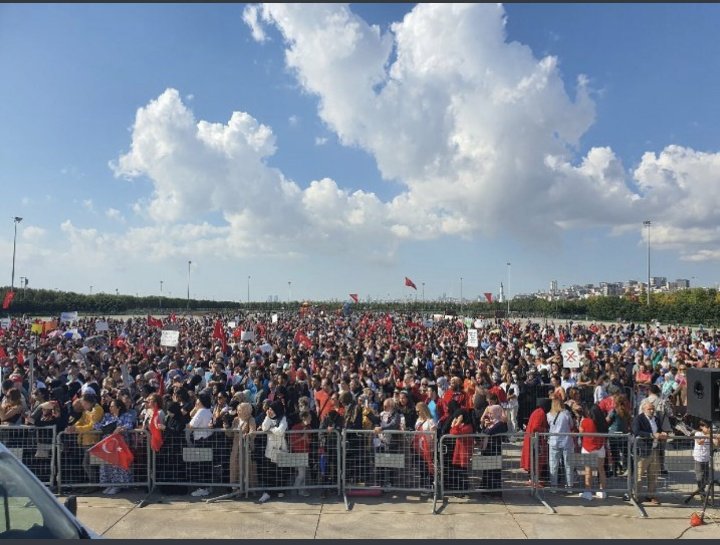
left=438, top=432, right=532, bottom=501
left=245, top=429, right=341, bottom=498
left=632, top=432, right=718, bottom=505
left=152, top=428, right=239, bottom=493
left=56, top=429, right=151, bottom=493
left=0, top=425, right=56, bottom=487
left=342, top=430, right=436, bottom=511
left=533, top=432, right=633, bottom=503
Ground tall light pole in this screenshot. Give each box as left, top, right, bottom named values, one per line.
left=288, top=281, right=292, bottom=303
left=506, top=262, right=511, bottom=316
left=422, top=282, right=425, bottom=306
left=10, top=217, right=22, bottom=294
left=187, top=260, right=192, bottom=310
left=643, top=220, right=651, bottom=306
left=90, top=285, right=93, bottom=295
left=460, top=276, right=463, bottom=314
left=247, top=275, right=251, bottom=304
left=160, top=280, right=163, bottom=310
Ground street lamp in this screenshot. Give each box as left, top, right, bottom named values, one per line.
left=460, top=276, right=463, bottom=314
left=160, top=280, right=163, bottom=310
left=506, top=262, right=511, bottom=316
left=187, top=260, right=192, bottom=310
left=644, top=220, right=651, bottom=305
left=90, top=285, right=93, bottom=295
left=10, top=217, right=22, bottom=293
left=288, top=281, right=292, bottom=303
left=247, top=275, right=251, bottom=304
left=422, top=282, right=425, bottom=306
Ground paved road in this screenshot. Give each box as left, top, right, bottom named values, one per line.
left=62, top=489, right=720, bottom=539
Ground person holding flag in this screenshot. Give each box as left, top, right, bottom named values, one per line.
left=92, top=397, right=137, bottom=495
left=142, top=393, right=165, bottom=456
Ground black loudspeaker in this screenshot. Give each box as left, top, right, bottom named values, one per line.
left=686, top=368, right=720, bottom=422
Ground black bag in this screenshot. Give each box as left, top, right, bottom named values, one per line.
left=101, top=421, right=118, bottom=435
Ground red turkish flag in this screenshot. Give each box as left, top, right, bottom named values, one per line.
left=149, top=408, right=164, bottom=453
left=294, top=329, right=312, bottom=350
left=349, top=293, right=359, bottom=303
left=404, top=277, right=417, bottom=290
left=147, top=315, right=163, bottom=328
left=169, top=312, right=177, bottom=323
left=212, top=319, right=227, bottom=352
left=2, top=291, right=14, bottom=310
left=484, top=292, right=493, bottom=304
left=88, top=434, right=134, bottom=470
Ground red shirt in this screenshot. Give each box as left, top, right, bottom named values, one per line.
left=289, top=423, right=311, bottom=453
left=580, top=418, right=604, bottom=451
left=450, top=423, right=474, bottom=468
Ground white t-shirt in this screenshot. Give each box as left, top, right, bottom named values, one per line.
left=693, top=431, right=711, bottom=463
left=189, top=407, right=213, bottom=441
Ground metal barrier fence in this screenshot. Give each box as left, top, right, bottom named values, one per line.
left=438, top=432, right=531, bottom=502
left=342, top=430, right=436, bottom=511
left=533, top=432, right=633, bottom=505
left=245, top=429, right=341, bottom=499
left=152, top=428, right=239, bottom=495
left=631, top=432, right=719, bottom=506
left=57, top=429, right=151, bottom=493
left=0, top=425, right=56, bottom=487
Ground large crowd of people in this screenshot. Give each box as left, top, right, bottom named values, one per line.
left=1, top=307, right=718, bottom=503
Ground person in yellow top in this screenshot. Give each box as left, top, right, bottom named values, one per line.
left=66, top=392, right=105, bottom=446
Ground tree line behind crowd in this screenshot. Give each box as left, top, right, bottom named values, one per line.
left=2, top=286, right=720, bottom=326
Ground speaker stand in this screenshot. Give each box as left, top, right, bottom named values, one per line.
left=699, top=426, right=716, bottom=519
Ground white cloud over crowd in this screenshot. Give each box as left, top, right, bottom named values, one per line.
left=42, top=3, right=720, bottom=268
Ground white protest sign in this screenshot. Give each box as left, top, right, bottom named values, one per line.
left=228, top=321, right=236, bottom=329
left=561, top=341, right=581, bottom=368
left=240, top=330, right=255, bottom=342
left=95, top=320, right=109, bottom=332
left=467, top=329, right=479, bottom=348
left=271, top=314, right=278, bottom=324
left=160, top=329, right=180, bottom=347
left=60, top=311, right=78, bottom=323
left=0, top=318, right=10, bottom=329
left=474, top=319, right=484, bottom=329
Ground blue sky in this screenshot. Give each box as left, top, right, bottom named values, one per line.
left=2, top=3, right=720, bottom=303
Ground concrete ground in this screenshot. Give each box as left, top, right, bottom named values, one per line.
left=60, top=489, right=720, bottom=539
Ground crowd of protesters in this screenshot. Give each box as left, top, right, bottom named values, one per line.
left=1, top=306, right=719, bottom=503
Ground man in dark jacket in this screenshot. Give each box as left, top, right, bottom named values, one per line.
left=632, top=398, right=668, bottom=505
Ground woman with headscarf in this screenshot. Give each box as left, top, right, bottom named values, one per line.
left=258, top=400, right=288, bottom=503
left=228, top=402, right=256, bottom=488
left=520, top=398, right=551, bottom=487
left=156, top=400, right=188, bottom=494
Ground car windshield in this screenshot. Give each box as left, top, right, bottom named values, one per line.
left=0, top=451, right=82, bottom=539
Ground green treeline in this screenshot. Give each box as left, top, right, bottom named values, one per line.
left=3, top=286, right=720, bottom=326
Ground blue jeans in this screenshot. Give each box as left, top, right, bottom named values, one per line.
left=549, top=445, right=574, bottom=488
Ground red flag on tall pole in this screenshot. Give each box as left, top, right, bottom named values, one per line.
left=88, top=434, right=134, bottom=470
left=349, top=293, right=359, bottom=303
left=404, top=277, right=417, bottom=290
left=2, top=291, right=15, bottom=310
left=484, top=292, right=493, bottom=304
left=212, top=319, right=227, bottom=353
